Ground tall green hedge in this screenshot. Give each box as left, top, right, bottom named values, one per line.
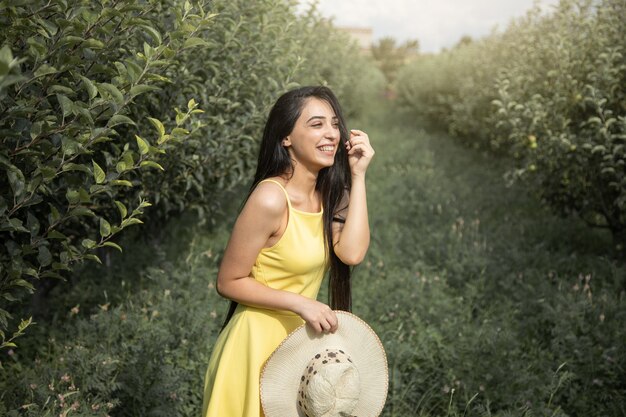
left=0, top=0, right=215, bottom=351
left=395, top=0, right=626, bottom=251
left=0, top=0, right=385, bottom=351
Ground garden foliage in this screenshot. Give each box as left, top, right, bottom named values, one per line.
left=395, top=0, right=626, bottom=250
left=2, top=111, right=623, bottom=416
left=0, top=0, right=385, bottom=350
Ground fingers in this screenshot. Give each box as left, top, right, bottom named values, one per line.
left=347, top=143, right=373, bottom=156
left=347, top=129, right=371, bottom=149
left=329, top=313, right=338, bottom=333
left=309, top=309, right=338, bottom=334
left=349, top=132, right=369, bottom=143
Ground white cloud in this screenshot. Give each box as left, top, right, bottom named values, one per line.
left=297, top=0, right=560, bottom=52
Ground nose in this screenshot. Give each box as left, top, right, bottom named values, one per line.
left=325, top=123, right=339, bottom=141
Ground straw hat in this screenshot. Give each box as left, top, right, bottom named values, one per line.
left=260, top=311, right=388, bottom=417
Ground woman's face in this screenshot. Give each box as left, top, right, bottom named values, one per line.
left=282, top=97, right=341, bottom=171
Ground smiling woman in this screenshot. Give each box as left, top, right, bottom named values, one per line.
left=201, top=86, right=375, bottom=417
left=281, top=98, right=341, bottom=172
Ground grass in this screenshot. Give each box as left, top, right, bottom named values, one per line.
left=2, top=104, right=624, bottom=416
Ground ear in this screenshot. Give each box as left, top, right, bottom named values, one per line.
left=282, top=136, right=291, bottom=147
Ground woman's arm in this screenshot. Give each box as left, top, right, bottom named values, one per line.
left=332, top=129, right=375, bottom=265
left=216, top=182, right=338, bottom=334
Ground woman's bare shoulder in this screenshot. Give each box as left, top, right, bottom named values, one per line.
left=245, top=178, right=288, bottom=217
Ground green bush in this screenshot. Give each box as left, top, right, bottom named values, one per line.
left=0, top=0, right=385, bottom=351
left=395, top=0, right=626, bottom=251
left=356, top=115, right=626, bottom=416
left=0, top=212, right=224, bottom=416
left=0, top=0, right=214, bottom=351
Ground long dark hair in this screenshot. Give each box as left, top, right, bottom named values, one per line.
left=219, top=86, right=352, bottom=333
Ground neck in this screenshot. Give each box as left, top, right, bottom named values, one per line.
left=283, top=162, right=319, bottom=200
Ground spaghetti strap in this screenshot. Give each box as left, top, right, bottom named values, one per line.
left=258, top=179, right=292, bottom=209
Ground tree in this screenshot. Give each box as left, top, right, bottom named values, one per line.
left=370, top=37, right=419, bottom=85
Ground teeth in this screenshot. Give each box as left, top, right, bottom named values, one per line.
left=319, top=146, right=334, bottom=152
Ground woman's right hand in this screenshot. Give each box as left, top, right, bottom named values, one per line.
left=294, top=297, right=338, bottom=334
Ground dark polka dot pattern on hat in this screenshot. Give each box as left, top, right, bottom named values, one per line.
left=296, top=348, right=358, bottom=417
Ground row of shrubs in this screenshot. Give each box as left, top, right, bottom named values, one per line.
left=395, top=0, right=626, bottom=252
left=0, top=210, right=227, bottom=416
left=356, top=115, right=626, bottom=416
left=0, top=0, right=386, bottom=350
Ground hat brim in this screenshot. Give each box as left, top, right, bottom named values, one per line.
left=261, top=310, right=388, bottom=417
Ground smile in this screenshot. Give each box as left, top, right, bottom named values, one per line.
left=317, top=145, right=335, bottom=153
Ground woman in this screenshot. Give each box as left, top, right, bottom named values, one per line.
left=202, top=86, right=374, bottom=417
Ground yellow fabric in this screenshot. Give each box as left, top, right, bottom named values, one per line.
left=202, top=179, right=328, bottom=417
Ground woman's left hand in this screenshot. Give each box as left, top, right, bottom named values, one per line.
left=345, top=129, right=375, bottom=177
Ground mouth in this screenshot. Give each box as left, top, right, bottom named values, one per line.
left=317, top=145, right=335, bottom=155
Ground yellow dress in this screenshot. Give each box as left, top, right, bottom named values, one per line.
left=202, top=179, right=328, bottom=417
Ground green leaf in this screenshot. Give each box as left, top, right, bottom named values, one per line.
left=130, top=84, right=159, bottom=97
left=171, top=127, right=190, bottom=137
left=14, top=279, right=35, bottom=291
left=69, top=207, right=96, bottom=217
left=37, top=246, right=52, bottom=267
left=107, top=114, right=136, bottom=128
left=140, top=25, right=162, bottom=45
left=56, top=94, right=74, bottom=117
left=7, top=167, right=25, bottom=197
left=66, top=189, right=80, bottom=204
left=83, top=38, right=105, bottom=49
left=18, top=317, right=33, bottom=331
left=100, top=218, right=111, bottom=237
left=116, top=161, right=128, bottom=173
left=125, top=60, right=143, bottom=81
left=115, top=200, right=128, bottom=219
left=183, top=37, right=210, bottom=49
left=48, top=84, right=75, bottom=95
left=187, top=98, right=197, bottom=110
left=114, top=61, right=127, bottom=77
left=81, top=239, right=97, bottom=249
left=48, top=203, right=61, bottom=222
left=52, top=262, right=71, bottom=271
left=136, top=135, right=149, bottom=155
left=58, top=35, right=83, bottom=47
left=62, top=163, right=92, bottom=174
left=34, top=64, right=58, bottom=78
left=98, top=83, right=124, bottom=105
left=23, top=268, right=38, bottom=277
left=157, top=134, right=171, bottom=145
left=110, top=180, right=133, bottom=187
left=0, top=45, right=14, bottom=75
left=92, top=160, right=106, bottom=184
left=103, top=241, right=123, bottom=252
left=121, top=218, right=144, bottom=227
left=147, top=117, right=165, bottom=137
left=78, top=188, right=90, bottom=203
left=591, top=145, right=606, bottom=154
left=27, top=212, right=40, bottom=237
left=79, top=75, right=98, bottom=100
left=47, top=230, right=67, bottom=239
left=140, top=160, right=164, bottom=171
left=84, top=254, right=102, bottom=264
left=5, top=218, right=29, bottom=233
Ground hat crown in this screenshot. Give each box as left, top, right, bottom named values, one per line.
left=260, top=311, right=389, bottom=417
left=299, top=349, right=360, bottom=417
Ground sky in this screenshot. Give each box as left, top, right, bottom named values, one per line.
left=296, top=0, right=561, bottom=53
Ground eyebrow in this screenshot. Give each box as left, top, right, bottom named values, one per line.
left=306, top=116, right=339, bottom=123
